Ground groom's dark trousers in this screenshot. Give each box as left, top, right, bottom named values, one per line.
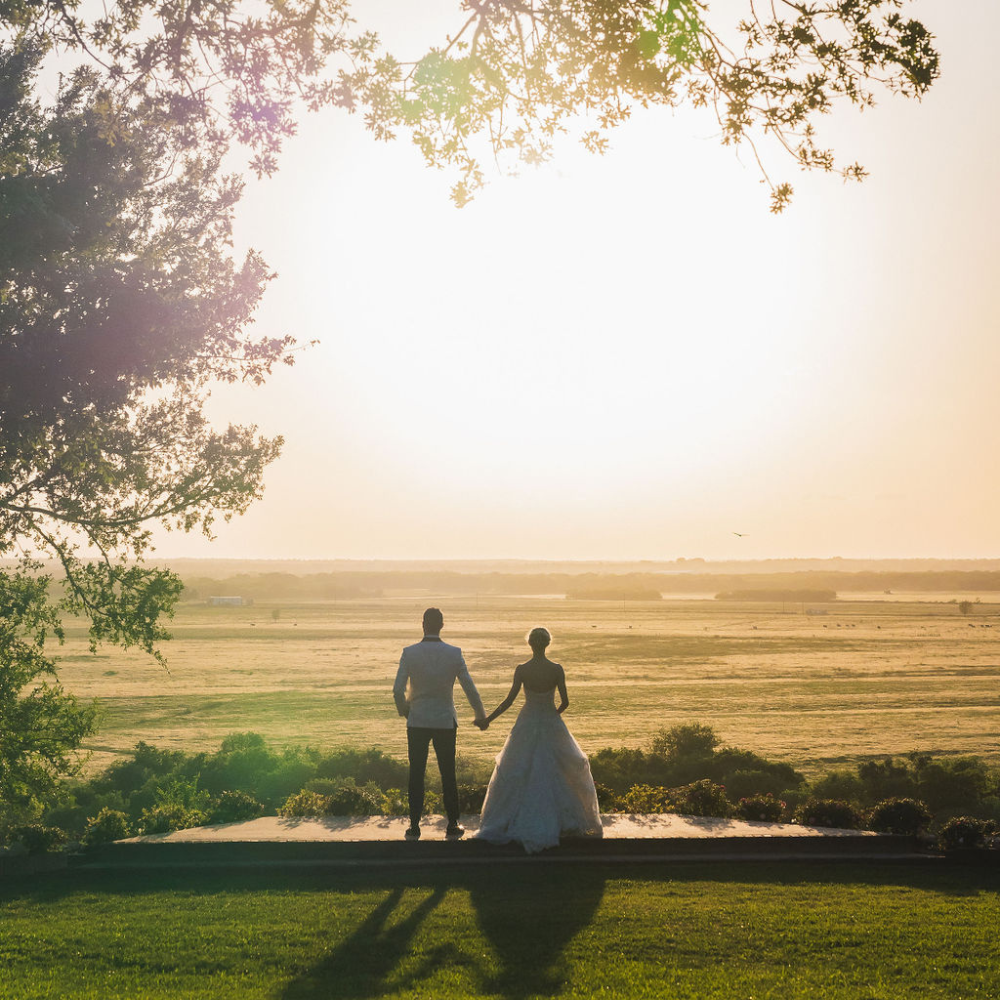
left=407, top=724, right=459, bottom=827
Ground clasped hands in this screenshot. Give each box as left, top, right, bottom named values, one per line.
left=473, top=717, right=490, bottom=730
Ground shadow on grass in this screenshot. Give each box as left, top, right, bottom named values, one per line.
left=275, top=865, right=608, bottom=999
left=281, top=884, right=451, bottom=999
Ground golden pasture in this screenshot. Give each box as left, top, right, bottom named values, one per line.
left=54, top=595, right=1000, bottom=776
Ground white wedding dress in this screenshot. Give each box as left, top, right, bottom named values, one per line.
left=476, top=686, right=604, bottom=853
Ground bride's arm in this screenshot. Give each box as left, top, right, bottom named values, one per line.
left=483, top=667, right=523, bottom=726
left=556, top=664, right=569, bottom=714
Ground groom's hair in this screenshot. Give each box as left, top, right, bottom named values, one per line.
left=422, top=607, right=444, bottom=633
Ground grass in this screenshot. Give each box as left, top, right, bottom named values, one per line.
left=1, top=863, right=998, bottom=998
left=49, top=595, right=1000, bottom=775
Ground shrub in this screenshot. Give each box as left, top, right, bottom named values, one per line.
left=208, top=790, right=264, bottom=824
left=867, top=798, right=931, bottom=836
left=650, top=723, right=720, bottom=759
left=279, top=790, right=331, bottom=818
left=809, top=769, right=866, bottom=804
left=315, top=747, right=409, bottom=789
left=724, top=769, right=791, bottom=801
left=916, top=758, right=992, bottom=813
left=255, top=754, right=321, bottom=807
left=857, top=758, right=917, bottom=804
left=457, top=783, right=488, bottom=814
left=82, top=808, right=132, bottom=846
left=938, top=816, right=989, bottom=851
left=138, top=804, right=208, bottom=835
left=324, top=778, right=386, bottom=816
left=590, top=747, right=670, bottom=793
left=618, top=784, right=675, bottom=814
left=11, top=824, right=67, bottom=855
left=382, top=788, right=409, bottom=817
left=793, top=798, right=863, bottom=830
left=735, top=793, right=785, bottom=823
left=593, top=782, right=620, bottom=812
left=674, top=780, right=731, bottom=818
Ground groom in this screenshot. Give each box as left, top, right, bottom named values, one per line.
left=393, top=607, right=487, bottom=840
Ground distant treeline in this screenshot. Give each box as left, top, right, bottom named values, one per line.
left=179, top=569, right=1000, bottom=602
left=565, top=584, right=663, bottom=601
left=716, top=589, right=837, bottom=603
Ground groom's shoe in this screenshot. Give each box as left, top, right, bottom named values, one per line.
left=445, top=823, right=465, bottom=839
left=404, top=825, right=421, bottom=840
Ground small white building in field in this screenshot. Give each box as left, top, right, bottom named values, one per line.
left=208, top=596, right=253, bottom=607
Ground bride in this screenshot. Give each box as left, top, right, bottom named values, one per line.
left=475, top=627, right=603, bottom=853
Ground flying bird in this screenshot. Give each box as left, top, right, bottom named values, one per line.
left=732, top=531, right=747, bottom=537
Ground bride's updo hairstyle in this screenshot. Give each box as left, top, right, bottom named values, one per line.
left=527, top=627, right=551, bottom=651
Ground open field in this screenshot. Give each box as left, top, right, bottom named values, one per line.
left=52, top=594, right=1000, bottom=776
left=2, top=863, right=999, bottom=999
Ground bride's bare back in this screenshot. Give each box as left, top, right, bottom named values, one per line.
left=483, top=645, right=570, bottom=725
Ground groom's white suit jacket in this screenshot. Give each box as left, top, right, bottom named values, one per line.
left=393, top=637, right=486, bottom=729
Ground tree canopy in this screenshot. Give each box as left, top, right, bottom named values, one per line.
left=0, top=42, right=288, bottom=810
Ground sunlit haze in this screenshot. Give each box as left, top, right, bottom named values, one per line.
left=151, top=0, right=1000, bottom=562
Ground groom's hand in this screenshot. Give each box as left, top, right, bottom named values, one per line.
left=474, top=717, right=489, bottom=730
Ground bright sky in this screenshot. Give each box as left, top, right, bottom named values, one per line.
left=153, top=0, right=1000, bottom=563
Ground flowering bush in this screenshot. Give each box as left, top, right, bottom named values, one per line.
left=674, top=780, right=732, bottom=818
left=867, top=797, right=931, bottom=836
left=735, top=793, right=785, bottom=823
left=793, top=798, right=864, bottom=830
left=618, top=784, right=675, bottom=814
left=279, top=790, right=331, bottom=818
left=82, top=808, right=132, bottom=846
left=938, top=816, right=989, bottom=851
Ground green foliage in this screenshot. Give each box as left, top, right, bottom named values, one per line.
left=0, top=567, right=98, bottom=807
left=137, top=803, right=208, bottom=835
left=617, top=784, right=675, bottom=814
left=457, top=783, right=488, bottom=814
left=808, top=768, right=866, bottom=803
left=735, top=793, right=786, bottom=823
left=315, top=747, right=409, bottom=790
left=794, top=798, right=864, bottom=830
left=592, top=725, right=803, bottom=800
left=321, top=777, right=387, bottom=816
left=207, top=790, right=264, bottom=825
left=81, top=808, right=132, bottom=847
left=348, top=0, right=939, bottom=209
left=856, top=757, right=917, bottom=803
left=0, top=37, right=294, bottom=818
left=938, top=816, right=990, bottom=852
left=807, top=753, right=999, bottom=821
left=9, top=822, right=66, bottom=855
left=650, top=723, right=721, bottom=758
left=673, top=779, right=732, bottom=818
left=279, top=790, right=331, bottom=818
left=867, top=797, right=931, bottom=836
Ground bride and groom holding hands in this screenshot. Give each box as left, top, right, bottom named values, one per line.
left=392, top=607, right=603, bottom=853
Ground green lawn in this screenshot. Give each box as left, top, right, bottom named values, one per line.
left=2, top=862, right=998, bottom=999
